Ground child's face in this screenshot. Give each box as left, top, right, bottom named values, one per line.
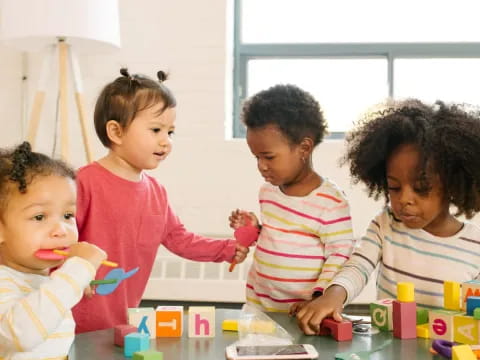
left=386, top=143, right=450, bottom=235
left=0, top=175, right=78, bottom=275
left=246, top=124, right=305, bottom=187
left=117, top=102, right=176, bottom=172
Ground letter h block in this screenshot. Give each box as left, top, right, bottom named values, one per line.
left=155, top=306, right=183, bottom=337
left=128, top=308, right=156, bottom=339
left=188, top=306, right=215, bottom=337
left=370, top=298, right=394, bottom=331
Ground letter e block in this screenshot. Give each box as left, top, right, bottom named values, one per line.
left=188, top=306, right=215, bottom=337
left=429, top=309, right=462, bottom=341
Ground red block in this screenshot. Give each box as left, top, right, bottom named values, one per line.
left=114, top=324, right=138, bottom=347
left=319, top=318, right=353, bottom=341
left=393, top=300, right=416, bottom=339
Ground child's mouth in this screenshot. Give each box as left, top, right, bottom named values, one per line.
left=34, top=248, right=69, bottom=261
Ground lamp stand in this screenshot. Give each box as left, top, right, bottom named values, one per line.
left=27, top=38, right=93, bottom=162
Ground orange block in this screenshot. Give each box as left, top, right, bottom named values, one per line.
left=155, top=306, right=183, bottom=337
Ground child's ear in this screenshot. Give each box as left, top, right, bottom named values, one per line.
left=299, top=137, right=314, bottom=158
left=105, top=120, right=124, bottom=145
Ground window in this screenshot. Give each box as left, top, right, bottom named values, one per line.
left=233, top=0, right=480, bottom=138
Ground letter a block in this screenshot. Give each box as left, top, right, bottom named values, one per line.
left=128, top=308, right=156, bottom=339
left=155, top=306, right=183, bottom=337
left=188, top=306, right=215, bottom=337
left=429, top=309, right=462, bottom=341
left=454, top=315, right=480, bottom=345
left=370, top=298, right=394, bottom=331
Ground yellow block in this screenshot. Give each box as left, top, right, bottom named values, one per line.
left=397, top=282, right=415, bottom=302
left=416, top=323, right=430, bottom=338
left=452, top=344, right=476, bottom=360
left=222, top=319, right=238, bottom=331
left=444, top=281, right=461, bottom=311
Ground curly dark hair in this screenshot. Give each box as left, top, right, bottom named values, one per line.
left=94, top=68, right=176, bottom=147
left=0, top=142, right=75, bottom=216
left=342, top=98, right=480, bottom=218
left=241, top=84, right=327, bottom=146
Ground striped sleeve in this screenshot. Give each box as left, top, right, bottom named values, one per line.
left=0, top=257, right=95, bottom=352
left=328, top=213, right=384, bottom=304
left=313, top=194, right=355, bottom=294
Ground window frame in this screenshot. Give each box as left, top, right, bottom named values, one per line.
left=232, top=0, right=480, bottom=138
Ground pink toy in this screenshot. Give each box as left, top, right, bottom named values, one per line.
left=228, top=217, right=259, bottom=272
left=34, top=249, right=66, bottom=260
left=319, top=318, right=353, bottom=341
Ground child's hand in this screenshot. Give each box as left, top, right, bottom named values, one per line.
left=289, top=300, right=311, bottom=317
left=233, top=243, right=249, bottom=264
left=229, top=209, right=259, bottom=230
left=68, top=242, right=107, bottom=271
left=295, top=285, right=346, bottom=335
left=83, top=285, right=95, bottom=298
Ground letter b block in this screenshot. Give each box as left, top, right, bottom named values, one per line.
left=188, top=306, right=215, bottom=337
left=370, top=298, right=394, bottom=331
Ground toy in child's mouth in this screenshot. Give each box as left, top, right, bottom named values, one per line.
left=34, top=248, right=118, bottom=267
left=228, top=218, right=260, bottom=272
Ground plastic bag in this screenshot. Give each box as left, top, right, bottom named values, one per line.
left=233, top=304, right=294, bottom=347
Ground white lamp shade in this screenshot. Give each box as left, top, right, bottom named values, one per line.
left=0, top=0, right=121, bottom=53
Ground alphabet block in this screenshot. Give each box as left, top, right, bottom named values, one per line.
left=453, top=314, right=480, bottom=345
left=466, top=296, right=480, bottom=316
left=188, top=306, right=215, bottom=337
left=370, top=298, right=394, bottom=331
left=429, top=309, right=462, bottom=341
left=444, top=281, right=461, bottom=311
left=393, top=300, right=416, bottom=339
left=452, top=344, right=476, bottom=360
left=132, top=350, right=164, bottom=360
left=114, top=324, right=137, bottom=347
left=155, top=305, right=183, bottom=337
left=319, top=318, right=352, bottom=341
left=124, top=332, right=149, bottom=358
left=128, top=308, right=156, bottom=339
left=462, top=280, right=480, bottom=310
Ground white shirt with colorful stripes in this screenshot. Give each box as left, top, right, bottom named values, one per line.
left=330, top=208, right=480, bottom=309
left=0, top=257, right=95, bottom=360
left=246, top=179, right=355, bottom=312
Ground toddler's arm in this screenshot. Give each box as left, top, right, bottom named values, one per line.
left=0, top=257, right=97, bottom=351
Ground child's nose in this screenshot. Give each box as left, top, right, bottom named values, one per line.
left=50, top=221, right=68, bottom=237
left=399, top=188, right=415, bottom=206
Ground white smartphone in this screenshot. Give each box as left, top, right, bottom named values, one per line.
left=225, top=344, right=319, bottom=359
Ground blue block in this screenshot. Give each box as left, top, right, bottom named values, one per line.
left=124, top=332, right=150, bottom=357
left=466, top=296, right=480, bottom=316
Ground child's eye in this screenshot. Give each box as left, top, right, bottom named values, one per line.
left=387, top=187, right=399, bottom=192
left=151, top=128, right=161, bottom=133
left=64, top=213, right=75, bottom=220
left=265, top=156, right=275, bottom=160
left=33, top=214, right=45, bottom=221
left=168, top=130, right=175, bottom=137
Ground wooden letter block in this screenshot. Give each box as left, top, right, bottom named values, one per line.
left=393, top=300, right=416, bottom=339
left=155, top=305, right=183, bottom=337
left=124, top=332, right=149, bottom=358
left=462, top=280, right=480, bottom=310
left=319, top=318, right=352, bottom=341
left=188, top=306, right=215, bottom=337
left=114, top=324, right=137, bottom=347
left=466, top=296, right=480, bottom=316
left=132, top=350, right=164, bottom=360
left=429, top=309, right=462, bottom=341
left=453, top=314, right=480, bottom=345
left=128, top=308, right=156, bottom=339
left=452, top=344, right=476, bottom=360
left=444, top=281, right=461, bottom=311
left=370, top=298, right=394, bottom=331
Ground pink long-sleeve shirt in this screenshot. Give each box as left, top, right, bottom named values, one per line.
left=72, top=162, right=236, bottom=333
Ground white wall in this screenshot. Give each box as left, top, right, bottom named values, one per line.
left=6, top=0, right=476, bottom=303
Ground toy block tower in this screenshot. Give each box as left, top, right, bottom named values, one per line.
left=128, top=308, right=156, bottom=339
left=462, top=280, right=480, bottom=310
left=393, top=282, right=416, bottom=339
left=188, top=306, right=215, bottom=337
left=444, top=281, right=461, bottom=311
left=370, top=298, right=394, bottom=331
left=155, top=306, right=183, bottom=337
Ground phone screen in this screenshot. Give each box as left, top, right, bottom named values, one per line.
left=236, top=344, right=308, bottom=356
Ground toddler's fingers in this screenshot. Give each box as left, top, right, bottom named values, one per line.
left=332, top=310, right=343, bottom=322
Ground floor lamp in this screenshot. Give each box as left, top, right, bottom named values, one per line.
left=0, top=0, right=121, bottom=162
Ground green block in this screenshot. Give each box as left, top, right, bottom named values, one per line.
left=474, top=308, right=480, bottom=320
left=370, top=301, right=392, bottom=331
left=132, top=350, right=163, bottom=360
left=416, top=308, right=429, bottom=324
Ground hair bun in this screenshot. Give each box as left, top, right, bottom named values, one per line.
left=157, top=70, right=167, bottom=82
left=120, top=68, right=130, bottom=78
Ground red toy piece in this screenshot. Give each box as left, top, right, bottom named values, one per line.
left=114, top=324, right=138, bottom=347
left=319, top=318, right=353, bottom=341
left=228, top=217, right=259, bottom=272
left=393, top=300, right=417, bottom=339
